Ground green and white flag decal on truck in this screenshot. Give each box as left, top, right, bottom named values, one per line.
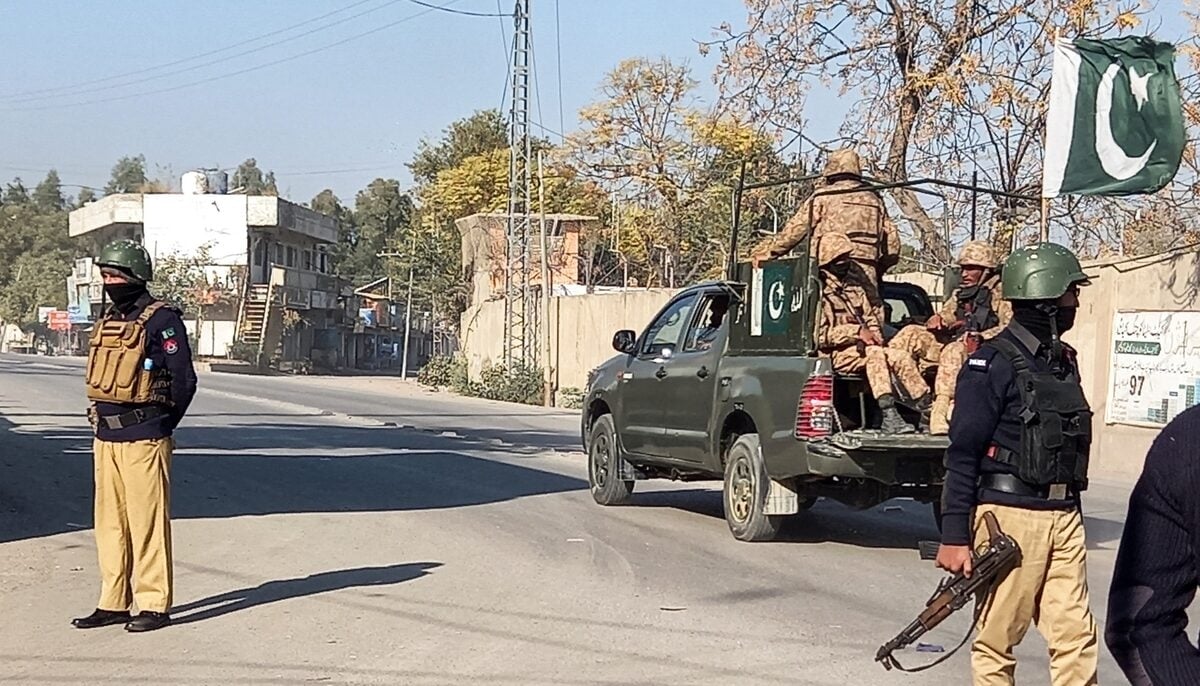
left=1042, top=36, right=1184, bottom=198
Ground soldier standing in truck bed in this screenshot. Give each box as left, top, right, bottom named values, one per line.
left=817, top=234, right=929, bottom=434
left=751, top=148, right=900, bottom=312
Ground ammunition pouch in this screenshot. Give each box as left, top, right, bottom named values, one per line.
left=85, top=301, right=173, bottom=406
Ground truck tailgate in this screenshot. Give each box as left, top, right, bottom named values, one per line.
left=825, top=430, right=950, bottom=453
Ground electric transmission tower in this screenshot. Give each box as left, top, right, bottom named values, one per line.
left=504, top=0, right=534, bottom=367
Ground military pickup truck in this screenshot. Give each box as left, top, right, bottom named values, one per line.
left=581, top=251, right=951, bottom=541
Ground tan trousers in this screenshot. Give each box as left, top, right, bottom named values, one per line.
left=971, top=504, right=1099, bottom=686
left=93, top=437, right=174, bottom=613
left=930, top=341, right=968, bottom=433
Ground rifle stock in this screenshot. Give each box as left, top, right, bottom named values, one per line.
left=875, top=511, right=1021, bottom=671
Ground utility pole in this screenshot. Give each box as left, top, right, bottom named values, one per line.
left=538, top=150, right=553, bottom=406
left=401, top=231, right=416, bottom=379
left=504, top=0, right=533, bottom=369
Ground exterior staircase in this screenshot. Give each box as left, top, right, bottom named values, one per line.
left=239, top=285, right=271, bottom=348
left=236, top=283, right=284, bottom=367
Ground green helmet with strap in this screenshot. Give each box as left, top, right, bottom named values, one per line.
left=1000, top=242, right=1088, bottom=300
left=96, top=239, right=153, bottom=282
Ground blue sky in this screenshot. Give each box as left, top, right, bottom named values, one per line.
left=0, top=0, right=747, bottom=203
left=1, top=1, right=1191, bottom=206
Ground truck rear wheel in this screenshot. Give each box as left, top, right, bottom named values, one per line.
left=723, top=433, right=783, bottom=542
left=588, top=414, right=634, bottom=506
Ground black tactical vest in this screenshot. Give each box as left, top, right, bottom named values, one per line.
left=987, top=338, right=1092, bottom=490
left=955, top=284, right=999, bottom=333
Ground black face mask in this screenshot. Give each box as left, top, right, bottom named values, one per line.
left=104, top=283, right=147, bottom=311
left=1055, top=306, right=1077, bottom=333
left=1012, top=301, right=1077, bottom=343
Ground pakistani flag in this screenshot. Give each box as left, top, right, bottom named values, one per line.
left=1042, top=36, right=1184, bottom=198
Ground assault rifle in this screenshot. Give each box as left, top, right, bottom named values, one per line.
left=874, top=511, right=1021, bottom=672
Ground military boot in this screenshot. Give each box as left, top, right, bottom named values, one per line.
left=877, top=394, right=916, bottom=434
left=929, top=396, right=951, bottom=435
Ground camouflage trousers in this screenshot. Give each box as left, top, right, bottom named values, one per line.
left=889, top=325, right=942, bottom=374
left=830, top=345, right=929, bottom=401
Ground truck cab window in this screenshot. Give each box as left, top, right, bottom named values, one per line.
left=641, top=294, right=698, bottom=356
left=684, top=293, right=731, bottom=352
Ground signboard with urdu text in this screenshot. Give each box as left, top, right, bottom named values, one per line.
left=1106, top=309, right=1200, bottom=427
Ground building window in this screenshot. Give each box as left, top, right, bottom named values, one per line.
left=319, top=252, right=329, bottom=274
left=303, top=250, right=312, bottom=271
left=275, top=243, right=284, bottom=265
left=286, top=246, right=296, bottom=267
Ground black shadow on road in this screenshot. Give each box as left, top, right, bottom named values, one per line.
left=630, top=487, right=1124, bottom=551
left=173, top=562, right=442, bottom=624
left=0, top=417, right=585, bottom=544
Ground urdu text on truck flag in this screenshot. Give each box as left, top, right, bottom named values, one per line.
left=1042, top=36, right=1184, bottom=198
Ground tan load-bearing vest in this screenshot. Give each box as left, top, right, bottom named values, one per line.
left=85, top=301, right=174, bottom=405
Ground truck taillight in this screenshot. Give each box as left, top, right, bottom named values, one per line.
left=795, top=373, right=834, bottom=439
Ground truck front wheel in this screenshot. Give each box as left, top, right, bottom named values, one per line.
left=588, top=414, right=634, bottom=505
left=723, top=433, right=783, bottom=542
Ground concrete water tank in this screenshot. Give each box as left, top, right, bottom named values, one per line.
left=181, top=171, right=207, bottom=195
left=205, top=169, right=229, bottom=194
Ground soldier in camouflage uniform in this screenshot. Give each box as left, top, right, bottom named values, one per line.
left=752, top=148, right=900, bottom=311
left=817, top=234, right=929, bottom=434
left=928, top=241, right=1011, bottom=434
left=885, top=241, right=1010, bottom=434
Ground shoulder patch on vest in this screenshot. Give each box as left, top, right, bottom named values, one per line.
left=164, top=339, right=179, bottom=355
left=161, top=327, right=176, bottom=339
left=967, top=357, right=990, bottom=371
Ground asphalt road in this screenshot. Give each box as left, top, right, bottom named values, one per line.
left=0, top=353, right=1137, bottom=685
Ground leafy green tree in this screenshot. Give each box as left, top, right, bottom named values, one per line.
left=409, top=109, right=508, bottom=184
left=0, top=197, right=74, bottom=325
left=33, top=170, right=65, bottom=212
left=75, top=187, right=97, bottom=207
left=153, top=245, right=214, bottom=317
left=233, top=158, right=278, bottom=195
left=3, top=178, right=30, bottom=205
left=104, top=155, right=148, bottom=194
left=339, top=179, right=413, bottom=282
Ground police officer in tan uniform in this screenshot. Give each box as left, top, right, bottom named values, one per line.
left=72, top=240, right=197, bottom=633
left=817, top=234, right=929, bottom=434
left=752, top=148, right=901, bottom=311
left=937, top=243, right=1097, bottom=685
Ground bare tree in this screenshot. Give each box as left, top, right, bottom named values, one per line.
left=707, top=0, right=1147, bottom=262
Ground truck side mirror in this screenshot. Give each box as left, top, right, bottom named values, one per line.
left=612, top=329, right=638, bottom=354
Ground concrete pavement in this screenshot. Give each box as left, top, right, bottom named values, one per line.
left=0, top=353, right=1138, bottom=685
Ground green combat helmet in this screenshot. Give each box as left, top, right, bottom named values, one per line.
left=96, top=239, right=153, bottom=283
left=1000, top=242, right=1088, bottom=301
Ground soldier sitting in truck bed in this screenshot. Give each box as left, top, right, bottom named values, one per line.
left=817, top=233, right=931, bottom=434
left=887, top=241, right=1010, bottom=434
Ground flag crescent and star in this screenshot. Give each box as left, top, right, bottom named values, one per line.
left=1042, top=36, right=1184, bottom=198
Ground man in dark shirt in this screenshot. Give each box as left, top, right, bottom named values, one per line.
left=1106, top=405, right=1200, bottom=684
left=935, top=242, right=1097, bottom=685
left=72, top=240, right=197, bottom=633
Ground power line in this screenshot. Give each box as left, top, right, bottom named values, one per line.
left=3, top=0, right=408, bottom=104
left=404, top=0, right=508, bottom=17
left=0, top=0, right=381, bottom=100
left=1, top=3, right=457, bottom=112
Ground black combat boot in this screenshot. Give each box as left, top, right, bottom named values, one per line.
left=72, top=608, right=131, bottom=629
left=125, top=611, right=171, bottom=633
left=878, top=394, right=916, bottom=434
